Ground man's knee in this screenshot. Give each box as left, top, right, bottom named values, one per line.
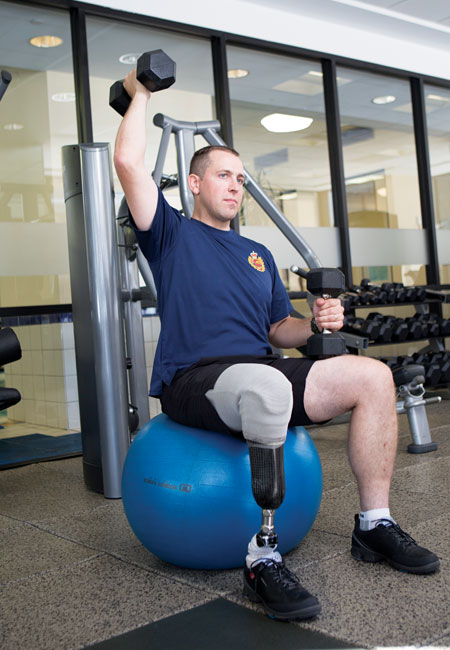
left=206, top=363, right=293, bottom=447
left=305, top=354, right=396, bottom=421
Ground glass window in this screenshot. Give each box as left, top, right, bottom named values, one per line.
left=425, top=84, right=450, bottom=285
left=227, top=45, right=335, bottom=293
left=337, top=67, right=426, bottom=289
left=0, top=1, right=79, bottom=451
left=0, top=0, right=77, bottom=308
left=86, top=17, right=215, bottom=210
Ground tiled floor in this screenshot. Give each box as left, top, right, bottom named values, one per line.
left=1, top=396, right=449, bottom=650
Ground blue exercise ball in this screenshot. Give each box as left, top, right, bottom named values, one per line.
left=122, top=413, right=322, bottom=570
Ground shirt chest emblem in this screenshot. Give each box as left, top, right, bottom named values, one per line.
left=248, top=251, right=265, bottom=272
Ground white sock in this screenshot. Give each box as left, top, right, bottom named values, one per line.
left=359, top=508, right=395, bottom=531
left=246, top=534, right=282, bottom=569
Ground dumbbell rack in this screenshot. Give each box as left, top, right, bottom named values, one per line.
left=342, top=286, right=450, bottom=385
left=341, top=285, right=450, bottom=454
left=343, top=287, right=450, bottom=386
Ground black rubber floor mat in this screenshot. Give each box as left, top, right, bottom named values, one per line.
left=0, top=432, right=81, bottom=469
left=86, top=598, right=356, bottom=650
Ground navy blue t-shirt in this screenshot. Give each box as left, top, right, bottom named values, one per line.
left=136, top=188, right=293, bottom=396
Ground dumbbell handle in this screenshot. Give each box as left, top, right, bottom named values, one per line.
left=290, top=265, right=307, bottom=279
left=321, top=293, right=333, bottom=334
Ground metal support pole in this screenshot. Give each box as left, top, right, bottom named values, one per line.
left=117, top=218, right=150, bottom=429
left=62, top=143, right=129, bottom=498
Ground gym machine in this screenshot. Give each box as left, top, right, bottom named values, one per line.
left=0, top=328, right=22, bottom=413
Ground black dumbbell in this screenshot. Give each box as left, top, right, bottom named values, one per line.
left=343, top=315, right=381, bottom=341
left=306, top=268, right=347, bottom=357
left=109, top=49, right=176, bottom=116
left=414, top=286, right=427, bottom=301
left=381, top=315, right=409, bottom=342
left=411, top=352, right=442, bottom=386
left=410, top=313, right=440, bottom=338
left=380, top=283, right=397, bottom=303
left=360, top=279, right=389, bottom=304
left=427, top=313, right=450, bottom=336
left=366, top=313, right=395, bottom=343
left=404, top=316, right=427, bottom=339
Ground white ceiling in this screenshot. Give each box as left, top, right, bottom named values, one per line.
left=244, top=0, right=450, bottom=49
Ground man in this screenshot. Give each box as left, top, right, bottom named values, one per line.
left=114, top=70, right=439, bottom=622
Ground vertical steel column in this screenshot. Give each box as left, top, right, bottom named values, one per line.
left=70, top=7, right=93, bottom=143
left=410, top=77, right=440, bottom=286
left=63, top=143, right=129, bottom=498
left=211, top=35, right=239, bottom=232
left=322, top=58, right=352, bottom=286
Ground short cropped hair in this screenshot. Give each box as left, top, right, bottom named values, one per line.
left=189, top=145, right=240, bottom=178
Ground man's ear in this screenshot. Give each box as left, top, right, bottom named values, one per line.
left=188, top=173, right=200, bottom=195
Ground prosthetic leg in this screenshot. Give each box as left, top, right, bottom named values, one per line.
left=248, top=444, right=286, bottom=550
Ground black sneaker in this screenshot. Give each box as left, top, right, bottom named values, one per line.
left=243, top=558, right=321, bottom=621
left=351, top=515, right=440, bottom=574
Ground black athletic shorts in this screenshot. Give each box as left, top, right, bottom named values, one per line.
left=160, top=354, right=317, bottom=438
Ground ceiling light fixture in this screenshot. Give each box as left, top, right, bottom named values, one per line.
left=4, top=123, right=24, bottom=131
left=51, top=92, right=75, bottom=102
left=29, top=35, right=63, bottom=48
left=227, top=69, right=249, bottom=79
left=371, top=95, right=396, bottom=105
left=426, top=93, right=448, bottom=103
left=119, top=53, right=140, bottom=65
left=261, top=113, right=313, bottom=133
left=279, top=191, right=298, bottom=200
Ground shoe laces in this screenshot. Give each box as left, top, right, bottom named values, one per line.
left=252, top=559, right=301, bottom=592
left=375, top=519, right=418, bottom=548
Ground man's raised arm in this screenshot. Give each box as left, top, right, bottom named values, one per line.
left=113, top=69, right=159, bottom=231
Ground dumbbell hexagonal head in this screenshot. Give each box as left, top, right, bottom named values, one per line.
left=307, top=332, right=347, bottom=357
left=307, top=268, right=345, bottom=298
left=137, top=49, right=176, bottom=92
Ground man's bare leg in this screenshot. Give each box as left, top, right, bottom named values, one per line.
left=303, top=355, right=440, bottom=574
left=303, top=355, right=397, bottom=510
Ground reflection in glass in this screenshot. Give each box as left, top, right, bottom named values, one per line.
left=337, top=67, right=424, bottom=287
left=425, top=85, right=450, bottom=284
left=0, top=1, right=76, bottom=307
left=227, top=45, right=333, bottom=291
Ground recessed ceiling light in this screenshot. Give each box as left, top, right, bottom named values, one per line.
left=307, top=70, right=323, bottom=78
left=4, top=123, right=24, bottom=131
left=371, top=95, right=396, bottom=105
left=227, top=69, right=249, bottom=79
left=279, top=191, right=298, bottom=200
left=29, top=35, right=63, bottom=48
left=51, top=92, right=75, bottom=102
left=426, top=93, right=448, bottom=102
left=261, top=113, right=313, bottom=133
left=119, top=53, right=140, bottom=65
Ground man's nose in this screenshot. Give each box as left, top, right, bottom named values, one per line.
left=229, top=177, right=240, bottom=192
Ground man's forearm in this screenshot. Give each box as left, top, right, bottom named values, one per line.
left=268, top=316, right=314, bottom=350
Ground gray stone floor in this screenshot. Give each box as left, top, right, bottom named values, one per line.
left=1, top=397, right=449, bottom=650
